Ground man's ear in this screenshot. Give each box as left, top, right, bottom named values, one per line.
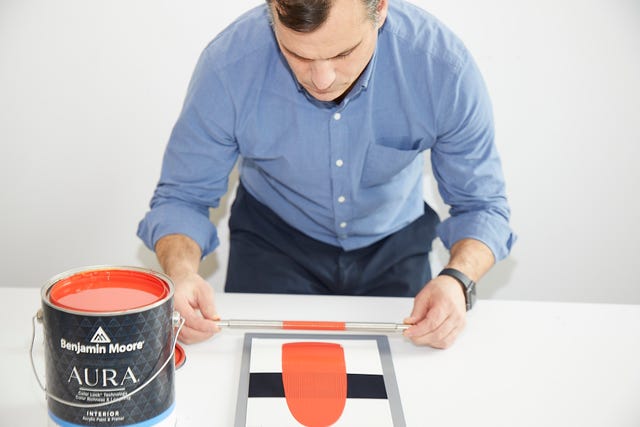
left=376, top=0, right=389, bottom=29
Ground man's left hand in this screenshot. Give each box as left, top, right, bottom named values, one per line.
left=402, top=275, right=467, bottom=349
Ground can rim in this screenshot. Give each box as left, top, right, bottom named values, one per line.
left=41, top=265, right=175, bottom=316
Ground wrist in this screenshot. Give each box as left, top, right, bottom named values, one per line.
left=155, top=234, right=202, bottom=279
left=438, top=268, right=477, bottom=311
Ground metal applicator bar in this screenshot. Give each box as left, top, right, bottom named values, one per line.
left=215, top=319, right=411, bottom=332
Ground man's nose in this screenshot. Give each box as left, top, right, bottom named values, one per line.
left=310, top=60, right=336, bottom=91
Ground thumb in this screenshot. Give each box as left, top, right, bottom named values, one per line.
left=199, top=298, right=220, bottom=322
left=196, top=286, right=220, bottom=322
left=404, top=287, right=431, bottom=325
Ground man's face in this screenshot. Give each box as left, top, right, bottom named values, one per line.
left=272, top=0, right=387, bottom=102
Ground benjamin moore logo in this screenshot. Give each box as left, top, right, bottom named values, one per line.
left=59, top=326, right=145, bottom=355
left=90, top=327, right=111, bottom=344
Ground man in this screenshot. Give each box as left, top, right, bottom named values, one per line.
left=138, top=0, right=515, bottom=349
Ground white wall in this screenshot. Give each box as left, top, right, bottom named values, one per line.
left=2, top=0, right=639, bottom=304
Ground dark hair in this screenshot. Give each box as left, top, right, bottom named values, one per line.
left=266, top=0, right=381, bottom=32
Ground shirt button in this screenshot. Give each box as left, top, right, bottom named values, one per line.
left=339, top=222, right=348, bottom=228
left=336, top=159, right=344, bottom=167
left=337, top=196, right=346, bottom=203
left=333, top=112, right=342, bottom=121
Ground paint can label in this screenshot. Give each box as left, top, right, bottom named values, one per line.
left=41, top=267, right=176, bottom=427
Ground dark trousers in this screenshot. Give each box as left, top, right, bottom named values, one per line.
left=225, top=183, right=439, bottom=297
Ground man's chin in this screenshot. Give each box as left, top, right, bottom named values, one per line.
left=310, top=91, right=339, bottom=102
left=305, top=87, right=346, bottom=102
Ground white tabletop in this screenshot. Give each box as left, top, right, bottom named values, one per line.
left=2, top=287, right=639, bottom=426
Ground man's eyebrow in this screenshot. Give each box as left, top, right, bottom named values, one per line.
left=281, top=40, right=362, bottom=60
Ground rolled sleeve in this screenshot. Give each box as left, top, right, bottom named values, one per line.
left=437, top=210, right=516, bottom=261
left=431, top=50, right=516, bottom=261
left=137, top=47, right=238, bottom=258
left=137, top=200, right=219, bottom=257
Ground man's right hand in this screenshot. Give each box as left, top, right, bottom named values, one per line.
left=155, top=234, right=221, bottom=344
left=171, top=270, right=221, bottom=344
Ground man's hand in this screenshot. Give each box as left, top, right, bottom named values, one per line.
left=402, top=275, right=467, bottom=349
left=171, top=270, right=221, bottom=344
left=155, top=233, right=221, bottom=344
left=403, top=238, right=494, bottom=349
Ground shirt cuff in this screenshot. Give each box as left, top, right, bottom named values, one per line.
left=137, top=203, right=220, bottom=258
left=436, top=210, right=516, bottom=261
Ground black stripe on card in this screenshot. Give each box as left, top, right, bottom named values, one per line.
left=248, top=373, right=387, bottom=399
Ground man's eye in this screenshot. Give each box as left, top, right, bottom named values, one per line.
left=335, top=51, right=352, bottom=60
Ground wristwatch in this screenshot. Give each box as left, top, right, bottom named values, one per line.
left=438, top=268, right=476, bottom=311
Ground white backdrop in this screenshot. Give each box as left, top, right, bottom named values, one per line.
left=1, top=0, right=639, bottom=304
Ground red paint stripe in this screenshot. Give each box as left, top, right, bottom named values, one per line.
left=282, top=320, right=346, bottom=331
left=282, top=342, right=347, bottom=427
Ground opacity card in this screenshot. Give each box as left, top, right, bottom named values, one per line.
left=235, top=333, right=406, bottom=427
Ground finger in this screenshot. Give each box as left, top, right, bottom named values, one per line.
left=422, top=326, right=460, bottom=349
left=176, top=304, right=219, bottom=344
left=404, top=303, right=448, bottom=338
left=175, top=294, right=220, bottom=336
left=195, top=286, right=220, bottom=321
left=182, top=307, right=220, bottom=334
left=409, top=304, right=467, bottom=348
left=410, top=316, right=459, bottom=349
left=403, top=289, right=431, bottom=325
left=178, top=324, right=217, bottom=345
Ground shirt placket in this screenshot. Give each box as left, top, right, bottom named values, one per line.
left=328, top=106, right=350, bottom=243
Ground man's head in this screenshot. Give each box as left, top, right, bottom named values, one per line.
left=266, top=0, right=388, bottom=102
left=267, top=0, right=384, bottom=32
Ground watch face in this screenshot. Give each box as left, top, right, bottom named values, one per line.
left=467, top=282, right=477, bottom=310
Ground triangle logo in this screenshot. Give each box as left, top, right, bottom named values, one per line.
left=90, top=327, right=111, bottom=344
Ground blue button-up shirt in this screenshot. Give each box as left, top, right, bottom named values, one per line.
left=138, top=0, right=515, bottom=261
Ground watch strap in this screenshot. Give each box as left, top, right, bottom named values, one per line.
left=438, top=268, right=476, bottom=311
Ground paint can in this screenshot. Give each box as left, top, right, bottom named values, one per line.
left=36, top=266, right=181, bottom=427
